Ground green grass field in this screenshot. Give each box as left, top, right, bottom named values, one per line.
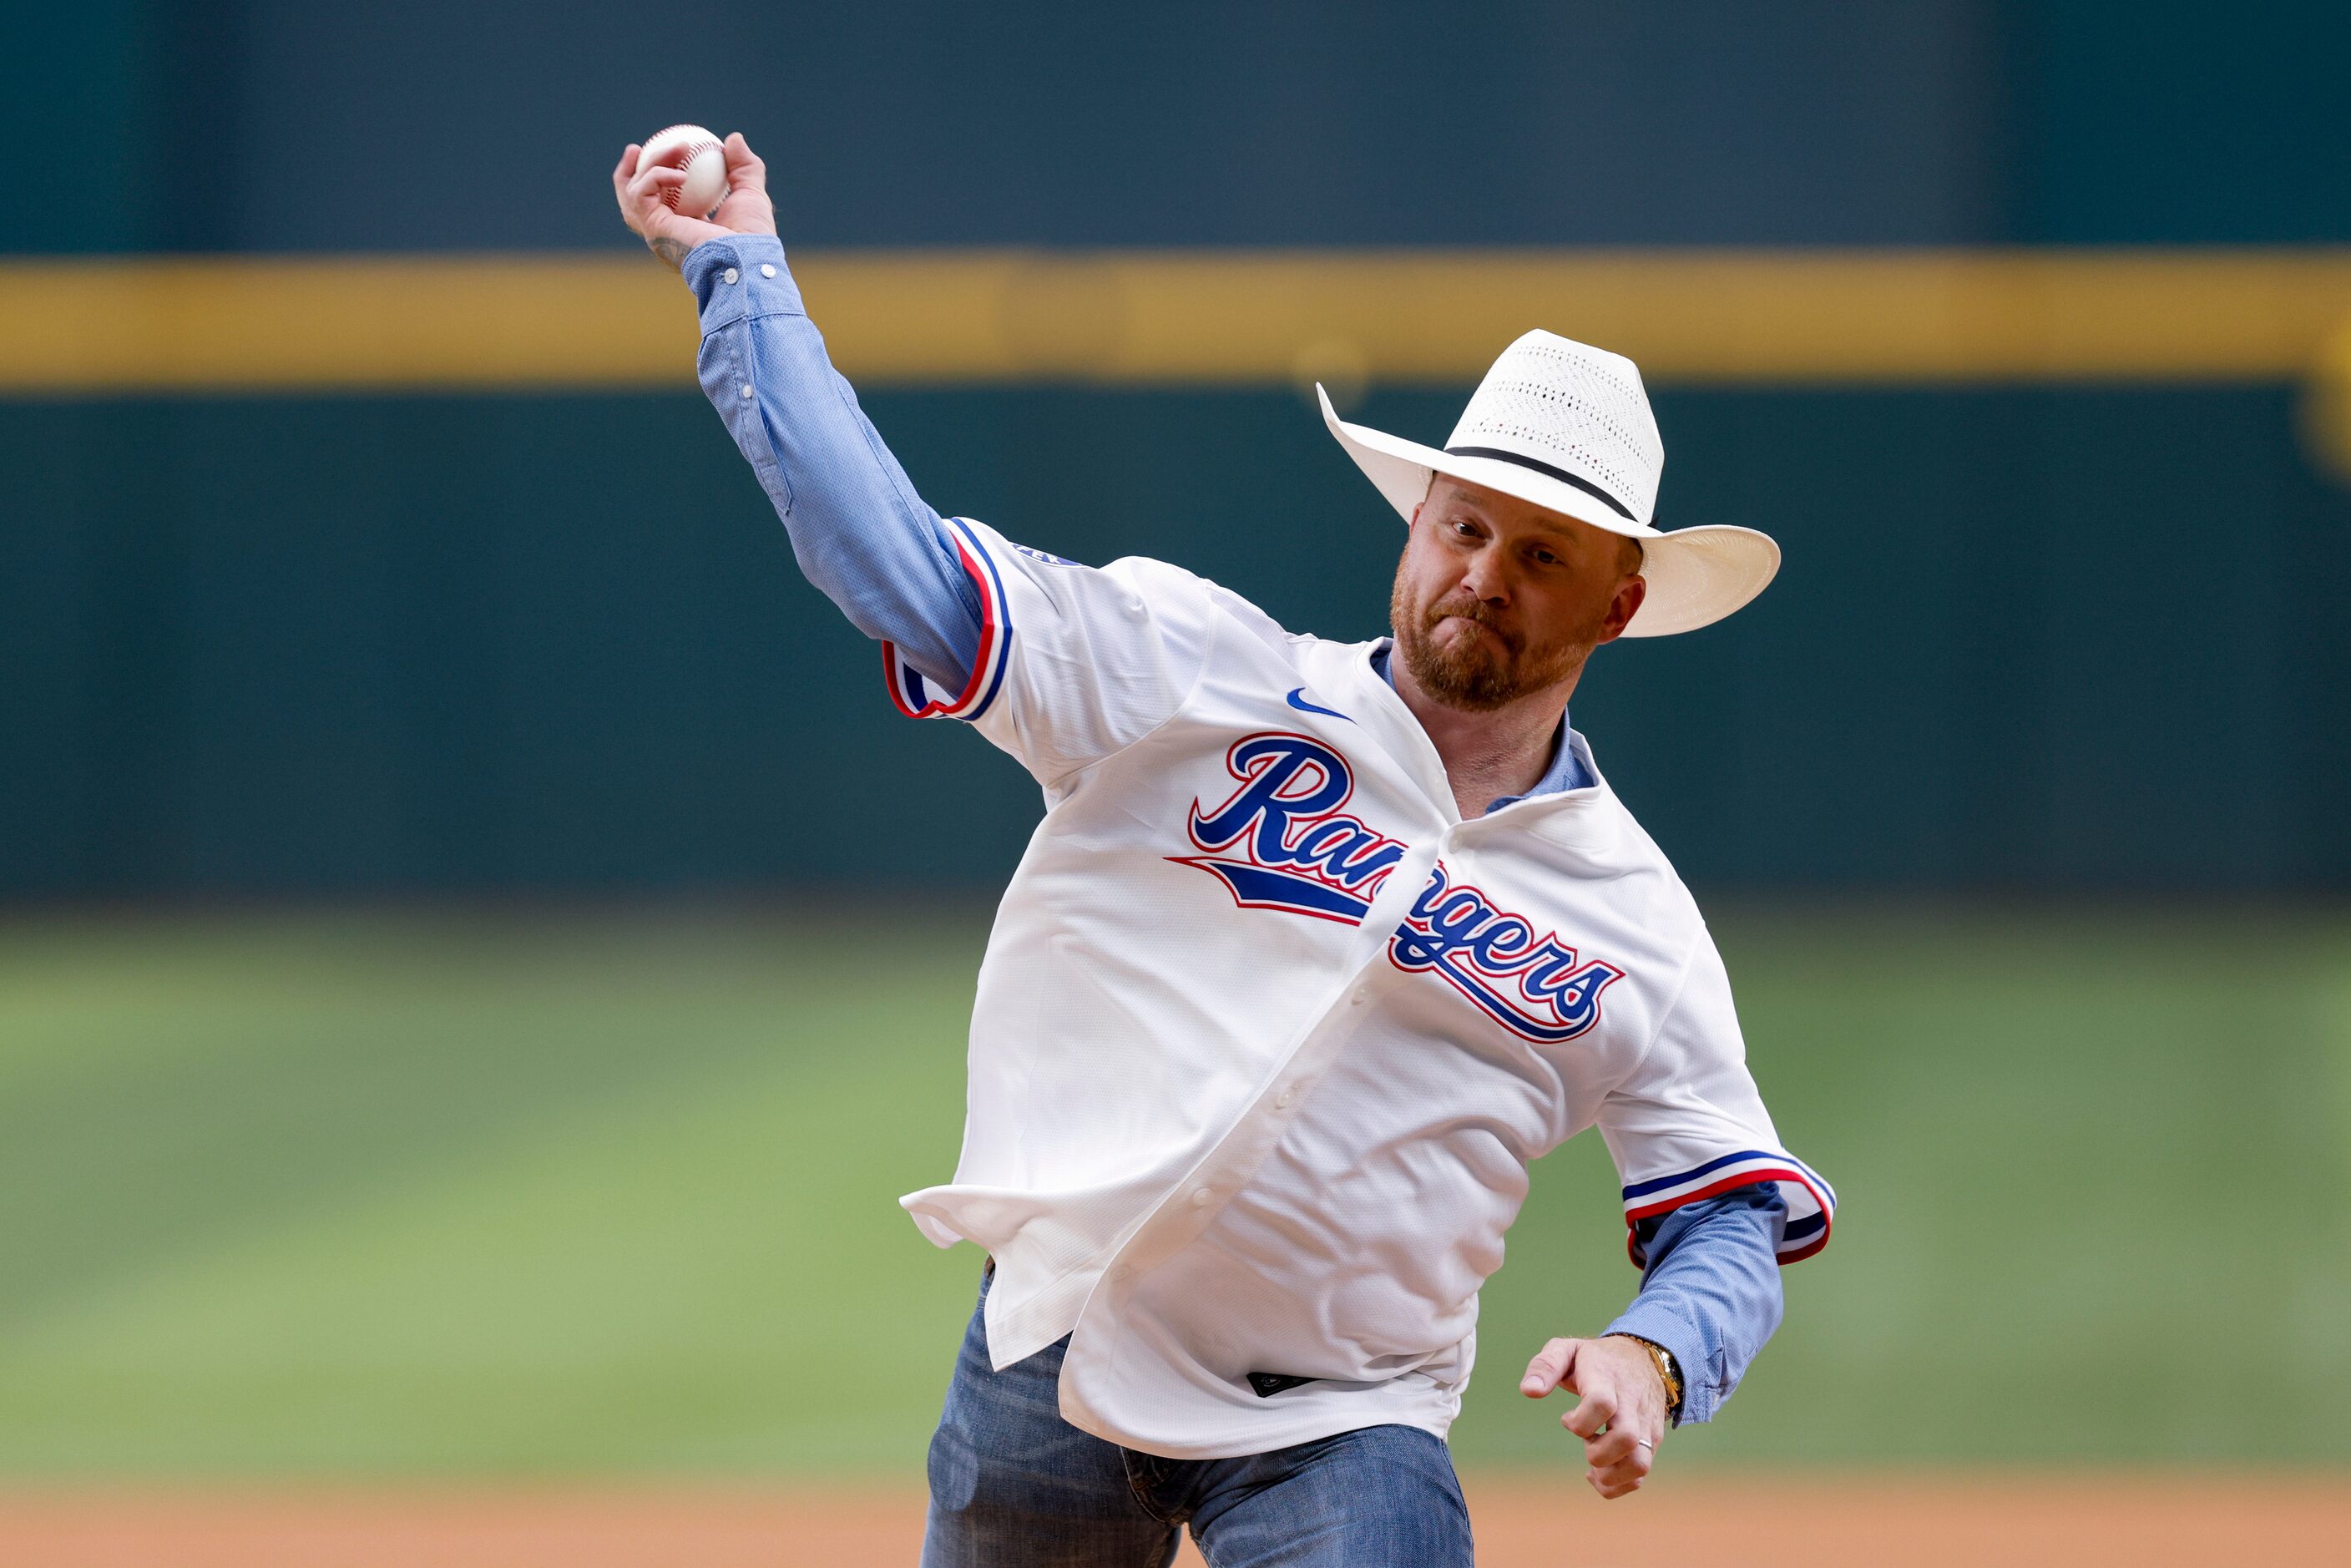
left=1, top=906, right=2346, bottom=1478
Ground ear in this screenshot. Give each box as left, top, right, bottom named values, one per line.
left=1596, top=575, right=1647, bottom=644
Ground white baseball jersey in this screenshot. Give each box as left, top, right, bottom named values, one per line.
left=891, top=516, right=1834, bottom=1461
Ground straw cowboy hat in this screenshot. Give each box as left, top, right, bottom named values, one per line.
left=1319, top=330, right=1778, bottom=636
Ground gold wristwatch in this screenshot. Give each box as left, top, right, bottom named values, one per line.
left=1606, top=1333, right=1685, bottom=1426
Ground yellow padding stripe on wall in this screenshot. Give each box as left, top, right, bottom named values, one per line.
left=4, top=249, right=2351, bottom=393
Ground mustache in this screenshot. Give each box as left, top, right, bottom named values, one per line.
left=1421, top=594, right=1520, bottom=652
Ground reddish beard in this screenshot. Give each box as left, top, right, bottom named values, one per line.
left=1390, top=577, right=1594, bottom=712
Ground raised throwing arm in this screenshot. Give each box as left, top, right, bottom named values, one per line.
left=611, top=134, right=981, bottom=693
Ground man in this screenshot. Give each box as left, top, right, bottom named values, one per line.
left=614, top=134, right=1833, bottom=1567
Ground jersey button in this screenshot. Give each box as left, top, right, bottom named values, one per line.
left=1349, top=987, right=1369, bottom=1006
left=1276, top=1086, right=1296, bottom=1108
left=1190, top=1186, right=1214, bottom=1207
left=1109, top=1263, right=1131, bottom=1282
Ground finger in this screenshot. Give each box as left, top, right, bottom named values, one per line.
left=1562, top=1387, right=1618, bottom=1440
left=627, top=164, right=687, bottom=206
left=612, top=144, right=640, bottom=203
left=1584, top=1424, right=1645, bottom=1468
left=721, top=131, right=766, bottom=185
left=1519, top=1338, right=1579, bottom=1398
left=1587, top=1464, right=1647, bottom=1500
left=1596, top=1444, right=1655, bottom=1485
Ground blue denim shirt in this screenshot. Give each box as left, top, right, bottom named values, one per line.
left=683, top=232, right=1786, bottom=1425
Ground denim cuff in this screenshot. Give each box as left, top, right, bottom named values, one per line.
left=683, top=233, right=800, bottom=331
left=1601, top=1300, right=1715, bottom=1425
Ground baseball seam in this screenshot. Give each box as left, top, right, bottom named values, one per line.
left=650, top=129, right=724, bottom=214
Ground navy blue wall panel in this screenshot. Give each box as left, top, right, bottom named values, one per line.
left=2011, top=0, right=2351, bottom=243
left=13, top=1, right=2350, bottom=255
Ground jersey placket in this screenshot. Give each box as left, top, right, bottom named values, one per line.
left=1054, top=820, right=1455, bottom=1429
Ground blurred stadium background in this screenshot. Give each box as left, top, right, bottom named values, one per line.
left=3, top=3, right=2348, bottom=1562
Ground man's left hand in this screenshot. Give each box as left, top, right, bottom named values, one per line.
left=1519, top=1335, right=1668, bottom=1500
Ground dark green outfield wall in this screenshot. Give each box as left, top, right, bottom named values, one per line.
left=8, top=384, right=2348, bottom=898
left=8, top=3, right=2350, bottom=254
left=9, top=2, right=2351, bottom=898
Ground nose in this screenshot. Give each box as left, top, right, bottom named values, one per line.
left=1456, top=541, right=1510, bottom=605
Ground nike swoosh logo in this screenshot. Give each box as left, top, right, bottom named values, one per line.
left=1286, top=687, right=1352, bottom=721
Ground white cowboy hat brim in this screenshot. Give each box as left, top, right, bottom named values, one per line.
left=1318, top=384, right=1778, bottom=637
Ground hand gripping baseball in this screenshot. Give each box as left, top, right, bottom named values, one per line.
left=1519, top=1335, right=1670, bottom=1500
left=612, top=132, right=777, bottom=272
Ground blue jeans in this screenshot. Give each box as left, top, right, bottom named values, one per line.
left=921, top=1265, right=1475, bottom=1567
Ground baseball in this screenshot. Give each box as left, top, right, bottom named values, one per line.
left=640, top=124, right=727, bottom=219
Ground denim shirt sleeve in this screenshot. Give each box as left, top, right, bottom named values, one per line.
left=681, top=234, right=982, bottom=692
left=1601, top=1182, right=1787, bottom=1424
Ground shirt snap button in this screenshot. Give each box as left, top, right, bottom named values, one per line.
left=739, top=383, right=755, bottom=399
left=722, top=266, right=740, bottom=285
left=1190, top=1186, right=1213, bottom=1207
left=760, top=263, right=777, bottom=278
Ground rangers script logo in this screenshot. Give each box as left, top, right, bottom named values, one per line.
left=1388, top=863, right=1623, bottom=1043
left=1172, top=732, right=1624, bottom=1040
left=1169, top=733, right=1407, bottom=923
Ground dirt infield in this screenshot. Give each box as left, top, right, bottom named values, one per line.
left=0, top=1476, right=2343, bottom=1566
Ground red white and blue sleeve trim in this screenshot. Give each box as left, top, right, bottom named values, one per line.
left=1620, top=1149, right=1837, bottom=1266
left=882, top=518, right=1014, bottom=722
